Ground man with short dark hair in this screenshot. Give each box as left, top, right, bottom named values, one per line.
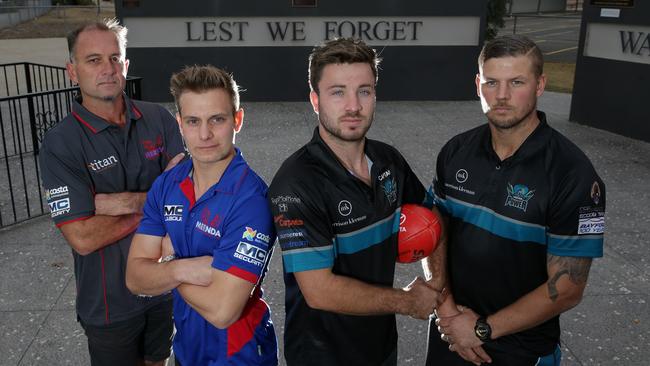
left=39, top=19, right=184, bottom=365
left=268, top=38, right=444, bottom=366
left=424, top=34, right=605, bottom=366
left=126, top=65, right=278, bottom=366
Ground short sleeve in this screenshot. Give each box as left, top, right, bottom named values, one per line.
left=212, top=193, right=276, bottom=284
left=431, top=143, right=451, bottom=217
left=39, top=135, right=95, bottom=226
left=159, top=106, right=185, bottom=159
left=547, top=168, right=605, bottom=258
left=136, top=176, right=166, bottom=237
left=268, top=180, right=333, bottom=273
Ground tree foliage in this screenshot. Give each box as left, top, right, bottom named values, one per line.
left=486, top=0, right=508, bottom=40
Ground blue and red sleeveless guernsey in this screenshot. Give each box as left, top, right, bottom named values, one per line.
left=137, top=149, right=278, bottom=365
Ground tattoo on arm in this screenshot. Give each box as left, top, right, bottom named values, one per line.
left=546, top=255, right=592, bottom=302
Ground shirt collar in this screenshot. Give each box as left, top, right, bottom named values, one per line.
left=173, top=147, right=249, bottom=196
left=307, top=127, right=368, bottom=184
left=482, top=110, right=552, bottom=164
left=71, top=93, right=143, bottom=134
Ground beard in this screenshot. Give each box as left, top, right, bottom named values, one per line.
left=318, top=109, right=374, bottom=143
left=487, top=101, right=537, bottom=131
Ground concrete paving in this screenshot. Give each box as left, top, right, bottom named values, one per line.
left=0, top=90, right=649, bottom=365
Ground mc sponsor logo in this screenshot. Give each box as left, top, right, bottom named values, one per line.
left=234, top=242, right=267, bottom=267
left=164, top=205, right=183, bottom=222
left=49, top=198, right=70, bottom=217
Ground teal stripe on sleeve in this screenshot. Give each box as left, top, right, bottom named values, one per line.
left=282, top=245, right=334, bottom=273
left=547, top=233, right=603, bottom=257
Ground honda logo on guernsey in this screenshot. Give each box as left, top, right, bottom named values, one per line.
left=195, top=208, right=221, bottom=238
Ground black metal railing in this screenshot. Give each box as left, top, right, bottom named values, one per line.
left=0, top=62, right=142, bottom=228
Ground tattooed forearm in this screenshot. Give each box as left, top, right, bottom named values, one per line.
left=546, top=255, right=592, bottom=302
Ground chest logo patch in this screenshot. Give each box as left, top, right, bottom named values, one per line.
left=338, top=200, right=352, bottom=216
left=455, top=169, right=468, bottom=183
left=142, top=135, right=165, bottom=160
left=505, top=183, right=535, bottom=212
left=382, top=178, right=397, bottom=204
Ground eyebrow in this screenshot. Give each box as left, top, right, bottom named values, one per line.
left=326, top=84, right=375, bottom=90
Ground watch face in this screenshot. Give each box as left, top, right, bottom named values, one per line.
left=476, top=325, right=489, bottom=338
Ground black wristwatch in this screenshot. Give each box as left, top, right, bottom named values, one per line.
left=474, top=316, right=492, bottom=342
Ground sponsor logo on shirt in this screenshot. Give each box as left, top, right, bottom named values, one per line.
left=332, top=215, right=367, bottom=227
left=504, top=183, right=535, bottom=212
left=444, top=182, right=475, bottom=196
left=87, top=155, right=118, bottom=172
left=195, top=208, right=221, bottom=237
left=280, top=240, right=309, bottom=250
left=274, top=214, right=304, bottom=228
left=142, top=135, right=165, bottom=160
left=163, top=205, right=183, bottom=222
left=378, top=169, right=391, bottom=181
left=382, top=178, right=397, bottom=204
left=455, top=169, right=468, bottom=183
left=278, top=229, right=305, bottom=240
left=338, top=200, right=352, bottom=216
left=242, top=226, right=271, bottom=244
left=45, top=186, right=68, bottom=201
left=578, top=210, right=605, bottom=235
left=49, top=198, right=70, bottom=218
left=271, top=195, right=301, bottom=213
left=591, top=181, right=602, bottom=205
left=234, top=241, right=267, bottom=267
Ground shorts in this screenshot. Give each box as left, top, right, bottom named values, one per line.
left=80, top=299, right=173, bottom=366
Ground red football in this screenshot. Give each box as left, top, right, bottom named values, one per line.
left=397, top=204, right=442, bottom=263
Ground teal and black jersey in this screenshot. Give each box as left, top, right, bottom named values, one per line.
left=431, top=111, right=605, bottom=359
left=269, top=128, right=430, bottom=366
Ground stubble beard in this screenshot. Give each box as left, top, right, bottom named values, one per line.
left=487, top=102, right=537, bottom=131
left=319, top=110, right=373, bottom=143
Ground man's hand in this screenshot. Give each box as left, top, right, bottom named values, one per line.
left=436, top=305, right=492, bottom=365
left=165, top=152, right=185, bottom=172
left=175, top=256, right=214, bottom=287
left=403, top=277, right=444, bottom=319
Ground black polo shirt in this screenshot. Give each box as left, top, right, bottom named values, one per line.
left=39, top=94, right=184, bottom=326
left=268, top=128, right=430, bottom=366
left=432, top=111, right=605, bottom=357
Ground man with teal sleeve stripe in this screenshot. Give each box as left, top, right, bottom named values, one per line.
left=425, top=35, right=605, bottom=366
left=268, top=38, right=444, bottom=366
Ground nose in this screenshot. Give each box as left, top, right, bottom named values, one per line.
left=199, top=121, right=212, bottom=140
left=496, top=82, right=510, bottom=101
left=344, top=93, right=362, bottom=114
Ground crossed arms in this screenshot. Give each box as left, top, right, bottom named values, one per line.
left=125, top=234, right=255, bottom=329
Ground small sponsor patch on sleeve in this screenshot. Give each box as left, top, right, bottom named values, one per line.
left=578, top=209, right=605, bottom=235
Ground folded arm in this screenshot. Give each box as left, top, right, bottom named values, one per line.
left=59, top=214, right=142, bottom=255
left=126, top=233, right=213, bottom=296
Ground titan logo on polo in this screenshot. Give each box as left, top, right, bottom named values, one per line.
left=87, top=155, right=119, bottom=172
left=234, top=242, right=267, bottom=267
left=164, top=205, right=184, bottom=222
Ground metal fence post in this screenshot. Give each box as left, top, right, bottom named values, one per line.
left=23, top=63, right=40, bottom=155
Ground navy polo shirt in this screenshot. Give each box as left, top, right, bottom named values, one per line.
left=432, top=111, right=605, bottom=357
left=39, top=94, right=184, bottom=326
left=268, top=128, right=431, bottom=366
left=137, top=149, right=277, bottom=365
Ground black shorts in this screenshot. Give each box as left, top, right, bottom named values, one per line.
left=80, top=299, right=173, bottom=366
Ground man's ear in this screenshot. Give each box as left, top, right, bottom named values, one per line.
left=309, top=90, right=320, bottom=114
left=234, top=108, right=244, bottom=133
left=66, top=61, right=78, bottom=85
